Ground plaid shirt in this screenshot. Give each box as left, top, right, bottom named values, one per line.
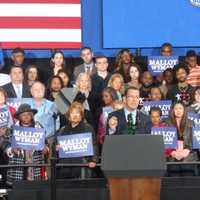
left=6, top=121, right=45, bottom=186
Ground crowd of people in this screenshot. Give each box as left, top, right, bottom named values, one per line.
left=0, top=43, right=200, bottom=186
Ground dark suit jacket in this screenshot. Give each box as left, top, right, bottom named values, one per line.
left=2, top=82, right=31, bottom=98
left=107, top=108, right=151, bottom=135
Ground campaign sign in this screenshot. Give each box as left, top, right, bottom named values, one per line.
left=188, top=112, right=200, bottom=126
left=57, top=133, right=94, bottom=158
left=0, top=107, right=9, bottom=128
left=11, top=126, right=45, bottom=151
left=7, top=98, right=22, bottom=111
left=151, top=127, right=177, bottom=149
left=147, top=56, right=178, bottom=76
left=142, top=100, right=172, bottom=119
left=192, top=127, right=200, bottom=149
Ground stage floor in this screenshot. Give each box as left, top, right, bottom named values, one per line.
left=5, top=177, right=200, bottom=200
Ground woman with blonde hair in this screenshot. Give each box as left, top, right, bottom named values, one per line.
left=74, top=72, right=96, bottom=128
left=107, top=73, right=125, bottom=100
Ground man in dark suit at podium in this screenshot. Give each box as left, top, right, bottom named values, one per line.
left=107, top=87, right=151, bottom=135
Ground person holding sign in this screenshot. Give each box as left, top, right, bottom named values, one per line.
left=160, top=43, right=173, bottom=57
left=165, top=102, right=198, bottom=176
left=149, top=107, right=175, bottom=158
left=56, top=102, right=98, bottom=179
left=4, top=104, right=49, bottom=185
left=107, top=87, right=151, bottom=135
left=150, top=107, right=165, bottom=128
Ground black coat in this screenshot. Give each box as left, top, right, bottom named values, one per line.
left=73, top=91, right=96, bottom=128
left=107, top=108, right=151, bottom=135
left=166, top=84, right=195, bottom=106
left=56, top=121, right=98, bottom=178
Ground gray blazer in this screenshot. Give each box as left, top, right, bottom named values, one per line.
left=73, top=63, right=96, bottom=81
left=165, top=118, right=198, bottom=161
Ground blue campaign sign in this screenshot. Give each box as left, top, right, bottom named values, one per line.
left=7, top=98, right=32, bottom=111
left=142, top=100, right=172, bottom=119
left=192, top=127, right=200, bottom=149
left=151, top=127, right=177, bottom=149
left=57, top=133, right=94, bottom=158
left=147, top=56, right=178, bottom=76
left=0, top=107, right=10, bottom=128
left=7, top=98, right=23, bottom=111
left=11, top=126, right=45, bottom=151
left=188, top=112, right=200, bottom=126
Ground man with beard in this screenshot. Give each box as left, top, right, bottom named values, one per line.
left=140, top=71, right=154, bottom=101
left=166, top=64, right=195, bottom=106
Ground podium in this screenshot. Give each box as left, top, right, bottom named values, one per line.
left=101, top=135, right=166, bottom=200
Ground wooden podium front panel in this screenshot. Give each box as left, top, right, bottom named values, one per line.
left=108, top=177, right=161, bottom=200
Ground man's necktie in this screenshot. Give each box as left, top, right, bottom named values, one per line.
left=16, top=85, right=22, bottom=98
left=127, top=113, right=136, bottom=135
left=86, top=66, right=90, bottom=74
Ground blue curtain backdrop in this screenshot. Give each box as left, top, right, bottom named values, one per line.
left=2, top=0, right=200, bottom=59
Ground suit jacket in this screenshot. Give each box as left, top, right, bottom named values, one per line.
left=2, top=82, right=31, bottom=98
left=73, top=63, right=96, bottom=80
left=107, top=108, right=151, bottom=135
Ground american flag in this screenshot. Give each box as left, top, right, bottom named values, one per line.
left=0, top=0, right=81, bottom=48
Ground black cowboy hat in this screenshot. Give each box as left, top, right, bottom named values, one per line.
left=15, top=103, right=37, bottom=119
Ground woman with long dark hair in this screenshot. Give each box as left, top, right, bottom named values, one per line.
left=46, top=75, right=64, bottom=101
left=125, top=64, right=142, bottom=90
left=24, top=64, right=39, bottom=86
left=115, top=49, right=134, bottom=82
left=165, top=101, right=198, bottom=176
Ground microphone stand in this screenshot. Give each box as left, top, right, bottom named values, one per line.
left=50, top=112, right=58, bottom=200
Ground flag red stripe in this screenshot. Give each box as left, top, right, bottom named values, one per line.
left=0, top=17, right=81, bottom=29
left=0, top=0, right=80, bottom=3
left=0, top=42, right=81, bottom=49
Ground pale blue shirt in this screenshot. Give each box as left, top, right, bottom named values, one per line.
left=22, top=98, right=60, bottom=138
